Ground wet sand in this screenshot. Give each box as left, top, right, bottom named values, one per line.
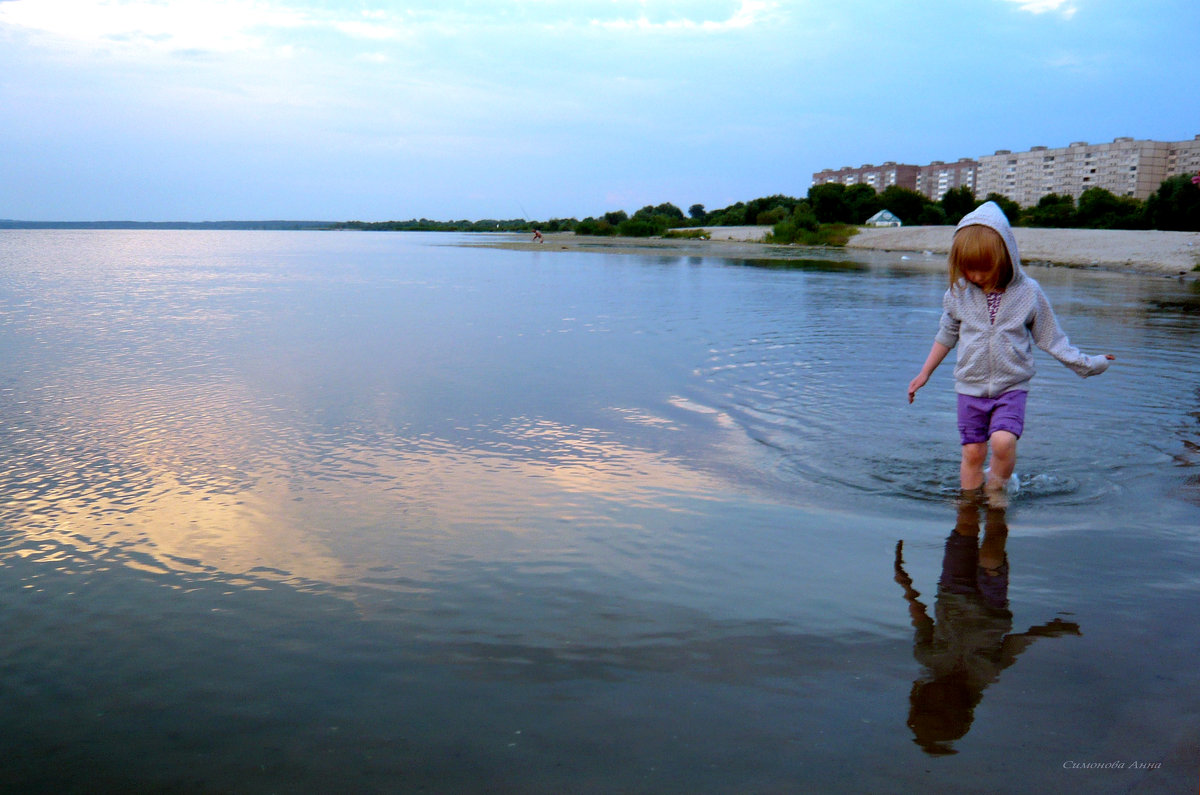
left=472, top=226, right=1200, bottom=277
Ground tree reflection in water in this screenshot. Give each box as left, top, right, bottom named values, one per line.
left=894, top=493, right=1082, bottom=756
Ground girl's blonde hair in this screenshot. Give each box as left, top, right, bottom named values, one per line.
left=949, top=224, right=1012, bottom=290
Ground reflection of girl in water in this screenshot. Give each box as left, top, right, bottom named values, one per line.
left=894, top=495, right=1081, bottom=755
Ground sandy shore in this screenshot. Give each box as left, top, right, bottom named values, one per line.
left=473, top=226, right=1200, bottom=277
left=847, top=225, right=1200, bottom=275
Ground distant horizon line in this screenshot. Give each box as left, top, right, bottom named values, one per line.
left=0, top=218, right=551, bottom=230
left=0, top=219, right=338, bottom=230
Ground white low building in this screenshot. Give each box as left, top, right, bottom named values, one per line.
left=865, top=209, right=902, bottom=227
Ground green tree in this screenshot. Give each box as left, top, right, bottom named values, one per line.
left=879, top=186, right=931, bottom=225
left=755, top=206, right=787, bottom=225
left=940, top=186, right=976, bottom=225
left=617, top=216, right=664, bottom=236
left=808, top=183, right=851, bottom=223
left=791, top=202, right=819, bottom=232
left=624, top=203, right=689, bottom=234
left=688, top=203, right=707, bottom=220
left=575, top=217, right=616, bottom=236
left=1075, top=188, right=1146, bottom=229
left=710, top=202, right=747, bottom=226
left=653, top=202, right=686, bottom=220
left=542, top=218, right=577, bottom=232
left=1024, top=194, right=1075, bottom=227
left=603, top=210, right=628, bottom=226
left=845, top=184, right=882, bottom=223
left=742, top=197, right=767, bottom=222
left=917, top=204, right=948, bottom=225
left=1144, top=175, right=1200, bottom=231
left=741, top=195, right=800, bottom=226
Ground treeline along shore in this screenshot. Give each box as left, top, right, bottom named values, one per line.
left=349, top=174, right=1200, bottom=275
left=557, top=175, right=1200, bottom=241
left=479, top=175, right=1200, bottom=276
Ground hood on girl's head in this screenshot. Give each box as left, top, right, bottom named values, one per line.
left=956, top=201, right=1021, bottom=272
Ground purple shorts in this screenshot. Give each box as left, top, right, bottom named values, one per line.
left=957, top=390, right=1027, bottom=445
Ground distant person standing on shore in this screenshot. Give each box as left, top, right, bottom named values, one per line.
left=906, top=201, right=1115, bottom=494
left=532, top=228, right=543, bottom=243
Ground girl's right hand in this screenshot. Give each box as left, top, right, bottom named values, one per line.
left=907, top=374, right=927, bottom=403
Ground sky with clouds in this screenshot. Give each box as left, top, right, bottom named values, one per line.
left=1, top=0, right=1196, bottom=221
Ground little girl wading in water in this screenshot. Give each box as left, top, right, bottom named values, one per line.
left=907, top=202, right=1115, bottom=494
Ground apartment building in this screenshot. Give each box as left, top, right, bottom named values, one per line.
left=975, top=137, right=1184, bottom=205
left=814, top=134, right=1200, bottom=206
left=1166, top=134, right=1200, bottom=184
left=915, top=159, right=978, bottom=201
left=814, top=159, right=978, bottom=201
left=811, top=162, right=921, bottom=194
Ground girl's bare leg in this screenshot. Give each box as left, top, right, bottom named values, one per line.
left=961, top=442, right=988, bottom=490
left=986, top=431, right=1018, bottom=491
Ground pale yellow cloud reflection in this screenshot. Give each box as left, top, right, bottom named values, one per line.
left=7, top=383, right=738, bottom=600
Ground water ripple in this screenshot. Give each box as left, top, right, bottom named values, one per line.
left=688, top=266, right=1200, bottom=510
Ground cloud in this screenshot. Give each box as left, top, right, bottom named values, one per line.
left=331, top=17, right=405, bottom=42
left=355, top=52, right=391, bottom=65
left=0, top=0, right=409, bottom=56
left=590, top=0, right=779, bottom=33
left=0, top=0, right=284, bottom=53
left=1004, top=0, right=1078, bottom=19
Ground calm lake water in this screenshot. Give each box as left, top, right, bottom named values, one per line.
left=1, top=230, right=1197, bottom=793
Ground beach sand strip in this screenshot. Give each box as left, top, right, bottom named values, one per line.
left=470, top=226, right=1200, bottom=277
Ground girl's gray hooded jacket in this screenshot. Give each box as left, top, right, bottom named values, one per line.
left=935, top=201, right=1110, bottom=398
